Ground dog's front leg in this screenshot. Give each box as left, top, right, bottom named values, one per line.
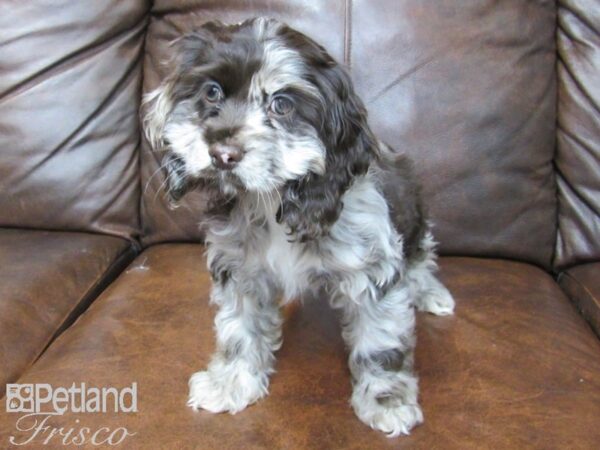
left=338, top=281, right=423, bottom=437
left=188, top=278, right=282, bottom=414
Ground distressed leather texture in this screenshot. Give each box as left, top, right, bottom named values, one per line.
left=1, top=0, right=600, bottom=448
left=140, top=0, right=557, bottom=270
left=1, top=247, right=599, bottom=448
left=0, top=229, right=134, bottom=397
left=555, top=0, right=600, bottom=269
left=0, top=0, right=147, bottom=239
left=559, top=263, right=600, bottom=338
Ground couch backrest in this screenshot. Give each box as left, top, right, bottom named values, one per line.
left=555, top=0, right=600, bottom=270
left=140, top=0, right=558, bottom=269
left=0, top=0, right=147, bottom=240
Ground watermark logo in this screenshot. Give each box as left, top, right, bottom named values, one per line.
left=6, top=385, right=34, bottom=413
left=5, top=383, right=138, bottom=447
left=6, top=383, right=137, bottom=415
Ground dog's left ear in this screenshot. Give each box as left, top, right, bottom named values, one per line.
left=277, top=30, right=378, bottom=241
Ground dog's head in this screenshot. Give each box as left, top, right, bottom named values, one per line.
left=143, top=18, right=377, bottom=240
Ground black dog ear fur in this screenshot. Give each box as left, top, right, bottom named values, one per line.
left=276, top=28, right=378, bottom=242
left=163, top=153, right=192, bottom=203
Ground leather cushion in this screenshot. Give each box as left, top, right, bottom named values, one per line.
left=1, top=245, right=598, bottom=448
left=0, top=229, right=135, bottom=397
left=555, top=0, right=600, bottom=269
left=140, top=1, right=557, bottom=270
left=0, top=0, right=148, bottom=239
left=559, top=263, right=600, bottom=338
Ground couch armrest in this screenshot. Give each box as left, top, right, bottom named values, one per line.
left=558, top=263, right=600, bottom=338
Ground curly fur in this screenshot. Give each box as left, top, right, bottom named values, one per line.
left=143, top=17, right=454, bottom=437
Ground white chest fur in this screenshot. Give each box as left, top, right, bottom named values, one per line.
left=205, top=175, right=402, bottom=303
left=262, top=214, right=323, bottom=300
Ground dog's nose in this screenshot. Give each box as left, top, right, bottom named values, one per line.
left=209, top=144, right=243, bottom=170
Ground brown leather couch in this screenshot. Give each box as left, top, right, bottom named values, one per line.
left=1, top=1, right=599, bottom=448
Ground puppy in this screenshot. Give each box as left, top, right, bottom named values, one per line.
left=143, top=17, right=454, bottom=437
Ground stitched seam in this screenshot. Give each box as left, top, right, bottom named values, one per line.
left=552, top=2, right=563, bottom=271
left=135, top=11, right=153, bottom=245
left=344, top=0, right=353, bottom=69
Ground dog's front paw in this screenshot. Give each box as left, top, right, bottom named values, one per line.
left=417, top=283, right=455, bottom=316
left=351, top=373, right=423, bottom=437
left=354, top=399, right=423, bottom=437
left=187, top=363, right=269, bottom=414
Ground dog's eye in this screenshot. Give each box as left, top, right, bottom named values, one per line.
left=269, top=95, right=294, bottom=116
left=204, top=82, right=224, bottom=104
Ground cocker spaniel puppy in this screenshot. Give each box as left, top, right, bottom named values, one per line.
left=143, top=17, right=454, bottom=437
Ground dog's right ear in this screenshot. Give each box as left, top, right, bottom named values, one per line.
left=142, top=31, right=216, bottom=204
left=142, top=30, right=216, bottom=151
left=142, top=78, right=175, bottom=151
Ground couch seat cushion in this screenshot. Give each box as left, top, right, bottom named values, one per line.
left=0, top=229, right=135, bottom=396
left=559, top=263, right=600, bottom=338
left=1, top=245, right=598, bottom=448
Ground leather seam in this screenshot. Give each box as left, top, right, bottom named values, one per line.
left=0, top=226, right=140, bottom=249
left=135, top=14, right=152, bottom=245
left=18, top=242, right=138, bottom=381
left=18, top=31, right=146, bottom=181
left=561, top=271, right=600, bottom=310
left=344, top=0, right=353, bottom=69
left=0, top=19, right=147, bottom=105
left=550, top=1, right=559, bottom=272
